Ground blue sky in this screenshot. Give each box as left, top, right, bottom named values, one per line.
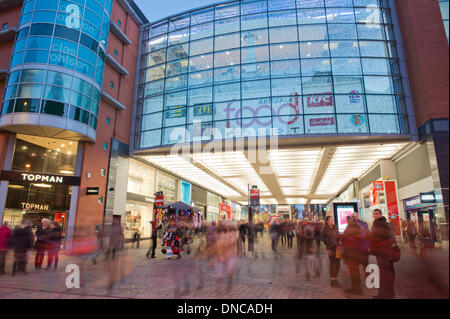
left=134, top=0, right=221, bottom=22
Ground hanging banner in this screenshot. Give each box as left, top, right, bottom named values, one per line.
left=385, top=181, right=401, bottom=235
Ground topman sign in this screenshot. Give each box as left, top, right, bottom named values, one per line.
left=0, top=170, right=81, bottom=186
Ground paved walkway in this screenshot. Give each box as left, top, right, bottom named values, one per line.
left=0, top=234, right=448, bottom=299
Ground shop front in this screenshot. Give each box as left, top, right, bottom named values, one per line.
left=191, top=185, right=207, bottom=221
left=403, top=193, right=440, bottom=242
left=0, top=134, right=79, bottom=243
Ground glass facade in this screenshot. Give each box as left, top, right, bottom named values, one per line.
left=1, top=0, right=113, bottom=131
left=439, top=0, right=449, bottom=42
left=136, top=0, right=410, bottom=149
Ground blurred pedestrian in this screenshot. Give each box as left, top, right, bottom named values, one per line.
left=12, top=221, right=34, bottom=275
left=0, top=222, right=12, bottom=275
left=418, top=224, right=433, bottom=259
left=370, top=208, right=397, bottom=299
left=295, top=220, right=303, bottom=276
left=314, top=220, right=322, bottom=254
left=34, top=218, right=51, bottom=270
left=352, top=212, right=370, bottom=276
left=321, top=216, right=342, bottom=288
left=342, top=218, right=366, bottom=295
left=286, top=221, right=295, bottom=248
left=303, top=221, right=316, bottom=280
left=406, top=220, right=417, bottom=250
left=269, top=220, right=278, bottom=252
left=46, top=221, right=62, bottom=270
left=107, top=219, right=123, bottom=260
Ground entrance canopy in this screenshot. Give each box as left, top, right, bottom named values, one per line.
left=139, top=142, right=408, bottom=205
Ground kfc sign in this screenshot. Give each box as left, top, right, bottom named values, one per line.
left=307, top=93, right=334, bottom=108
left=309, top=117, right=335, bottom=126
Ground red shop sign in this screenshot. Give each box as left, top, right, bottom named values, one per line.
left=155, top=195, right=164, bottom=207
left=309, top=117, right=335, bottom=126
left=307, top=93, right=334, bottom=107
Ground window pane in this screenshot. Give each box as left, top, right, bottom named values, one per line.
left=165, top=75, right=187, bottom=92
left=331, top=58, right=362, bottom=75
left=165, top=91, right=187, bottom=107
left=20, top=69, right=45, bottom=83
left=215, top=17, right=240, bottom=35
left=357, top=24, right=385, bottom=40
left=329, top=41, right=360, bottom=57
left=215, top=3, right=239, bottom=19
left=299, top=24, right=328, bottom=41
left=242, top=99, right=272, bottom=119
left=296, top=0, right=325, bottom=8
left=337, top=114, right=368, bottom=133
left=190, top=22, right=213, bottom=40
left=149, top=22, right=168, bottom=38
left=304, top=92, right=334, bottom=114
left=214, top=100, right=241, bottom=121
left=271, top=77, right=302, bottom=96
left=189, top=54, right=213, bottom=72
left=242, top=79, right=270, bottom=99
left=366, top=94, right=396, bottom=113
left=17, top=84, right=43, bottom=99
left=140, top=130, right=162, bottom=148
left=164, top=107, right=187, bottom=127
left=169, top=15, right=190, bottom=32
left=270, top=43, right=299, bottom=60
left=241, top=0, right=268, bottom=15
left=305, top=115, right=336, bottom=134
left=143, top=95, right=164, bottom=114
left=241, top=62, right=270, bottom=80
left=168, top=28, right=189, bottom=46
left=163, top=126, right=186, bottom=144
left=242, top=45, right=269, bottom=64
left=44, top=85, right=71, bottom=103
left=142, top=112, right=163, bottom=131
left=328, top=24, right=357, bottom=40
left=300, top=41, right=330, bottom=58
left=301, top=58, right=331, bottom=76
left=188, top=86, right=212, bottom=105
left=269, top=10, right=297, bottom=26
left=241, top=13, right=268, bottom=30
left=72, top=77, right=93, bottom=96
left=369, top=114, right=399, bottom=133
left=148, top=35, right=167, bottom=52
left=147, top=49, right=166, bottom=66
left=27, top=36, right=52, bottom=50
left=271, top=59, right=300, bottom=77
left=42, top=100, right=68, bottom=117
left=364, top=76, right=393, bottom=94
left=189, top=70, right=213, bottom=87
left=191, top=9, right=214, bottom=25
left=302, top=76, right=332, bottom=95
left=326, top=7, right=355, bottom=23
left=214, top=83, right=240, bottom=102
left=166, top=59, right=188, bottom=76
left=214, top=65, right=240, bottom=84
left=215, top=32, right=240, bottom=51
left=214, top=49, right=240, bottom=68
left=167, top=43, right=189, bottom=61
left=270, top=26, right=298, bottom=43
left=24, top=50, right=49, bottom=64
left=190, top=38, right=213, bottom=56
left=241, top=29, right=268, bottom=47
left=362, top=58, right=391, bottom=75
left=145, top=79, right=164, bottom=96
left=355, top=7, right=383, bottom=24
left=297, top=8, right=326, bottom=24
left=335, top=92, right=365, bottom=113
left=359, top=41, right=388, bottom=57
left=334, top=76, right=364, bottom=94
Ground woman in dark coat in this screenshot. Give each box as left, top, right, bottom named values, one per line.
left=342, top=219, right=366, bottom=294
left=47, top=222, right=62, bottom=270
left=320, top=216, right=342, bottom=288
left=12, top=221, right=34, bottom=275
left=35, top=219, right=51, bottom=270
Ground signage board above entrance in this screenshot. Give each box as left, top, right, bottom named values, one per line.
left=0, top=170, right=81, bottom=186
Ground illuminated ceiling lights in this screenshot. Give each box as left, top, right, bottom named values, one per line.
left=315, top=144, right=406, bottom=196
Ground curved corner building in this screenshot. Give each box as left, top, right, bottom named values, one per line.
left=0, top=0, right=113, bottom=141
left=134, top=0, right=414, bottom=149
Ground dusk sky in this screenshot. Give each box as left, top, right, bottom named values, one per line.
left=134, top=0, right=221, bottom=22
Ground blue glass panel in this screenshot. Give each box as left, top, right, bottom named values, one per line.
left=369, top=114, right=399, bottom=133
left=142, top=113, right=163, bottom=131
left=70, top=91, right=91, bottom=110
left=145, top=80, right=164, bottom=96
left=241, top=62, right=270, bottom=80
left=72, top=77, right=93, bottom=96
left=214, top=65, right=240, bottom=84
left=214, top=49, right=240, bottom=68
left=214, top=83, right=240, bottom=102
left=32, top=11, right=56, bottom=24
left=215, top=32, right=240, bottom=51
left=191, top=8, right=214, bottom=25
left=189, top=70, right=213, bottom=88
left=11, top=52, right=25, bottom=67
left=17, top=83, right=43, bottom=99
left=334, top=76, right=364, bottom=94
left=140, top=130, right=162, bottom=148
left=302, top=76, right=333, bottom=95
left=165, top=90, right=187, bottom=107
left=242, top=98, right=272, bottom=118
left=299, top=24, right=328, bottom=41
left=359, top=41, right=389, bottom=57
left=241, top=13, right=268, bottom=30
left=27, top=36, right=52, bottom=50
left=270, top=43, right=299, bottom=60
left=271, top=59, right=300, bottom=77
left=269, top=10, right=297, bottom=26
left=13, top=38, right=27, bottom=53
left=7, top=71, right=21, bottom=86
left=364, top=76, right=393, bottom=94
left=328, top=24, right=358, bottom=39
left=357, top=23, right=385, bottom=39
left=242, top=45, right=269, bottom=64
left=20, top=69, right=45, bottom=83
left=241, top=0, right=268, bottom=15
left=85, top=0, right=103, bottom=17
left=271, top=78, right=302, bottom=96
left=188, top=86, right=212, bottom=105
left=297, top=8, right=326, bottom=24
left=36, top=0, right=58, bottom=10
left=165, top=75, right=188, bottom=92
left=325, top=0, right=353, bottom=7
left=296, top=0, right=324, bottom=8
left=168, top=28, right=189, bottom=46
left=242, top=79, right=270, bottom=99
left=190, top=22, right=213, bottom=40
left=19, top=12, right=33, bottom=26
left=169, top=15, right=190, bottom=32
left=78, top=45, right=97, bottom=63
left=81, top=20, right=100, bottom=40
left=269, top=0, right=296, bottom=11
left=215, top=17, right=240, bottom=35
left=143, top=95, right=164, bottom=114
left=189, top=54, right=213, bottom=72
left=270, top=26, right=298, bottom=43
left=335, top=92, right=366, bottom=113
left=215, top=3, right=240, bottom=20
left=43, top=85, right=71, bottom=103
left=163, top=126, right=186, bottom=145
left=366, top=95, right=396, bottom=113
left=301, top=58, right=331, bottom=76
left=329, top=41, right=360, bottom=56
left=331, top=58, right=362, bottom=75
left=326, top=7, right=355, bottom=23
left=75, top=59, right=95, bottom=78
left=4, top=85, right=17, bottom=100
left=362, top=58, right=391, bottom=75
left=300, top=41, right=330, bottom=58
left=24, top=50, right=49, bottom=64
left=166, top=59, right=188, bottom=76
left=241, top=29, right=268, bottom=46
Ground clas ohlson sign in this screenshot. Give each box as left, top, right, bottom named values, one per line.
left=0, top=171, right=81, bottom=186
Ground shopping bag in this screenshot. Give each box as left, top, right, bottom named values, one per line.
left=335, top=245, right=343, bottom=259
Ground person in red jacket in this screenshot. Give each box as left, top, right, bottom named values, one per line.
left=0, top=222, right=13, bottom=275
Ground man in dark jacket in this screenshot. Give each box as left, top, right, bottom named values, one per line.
left=342, top=219, right=366, bottom=295
left=12, top=221, right=34, bottom=275
left=370, top=209, right=397, bottom=299
left=0, top=222, right=12, bottom=275
left=47, top=222, right=62, bottom=270
left=35, top=219, right=51, bottom=270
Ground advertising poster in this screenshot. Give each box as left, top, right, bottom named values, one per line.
left=333, top=203, right=358, bottom=234
left=385, top=181, right=401, bottom=235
